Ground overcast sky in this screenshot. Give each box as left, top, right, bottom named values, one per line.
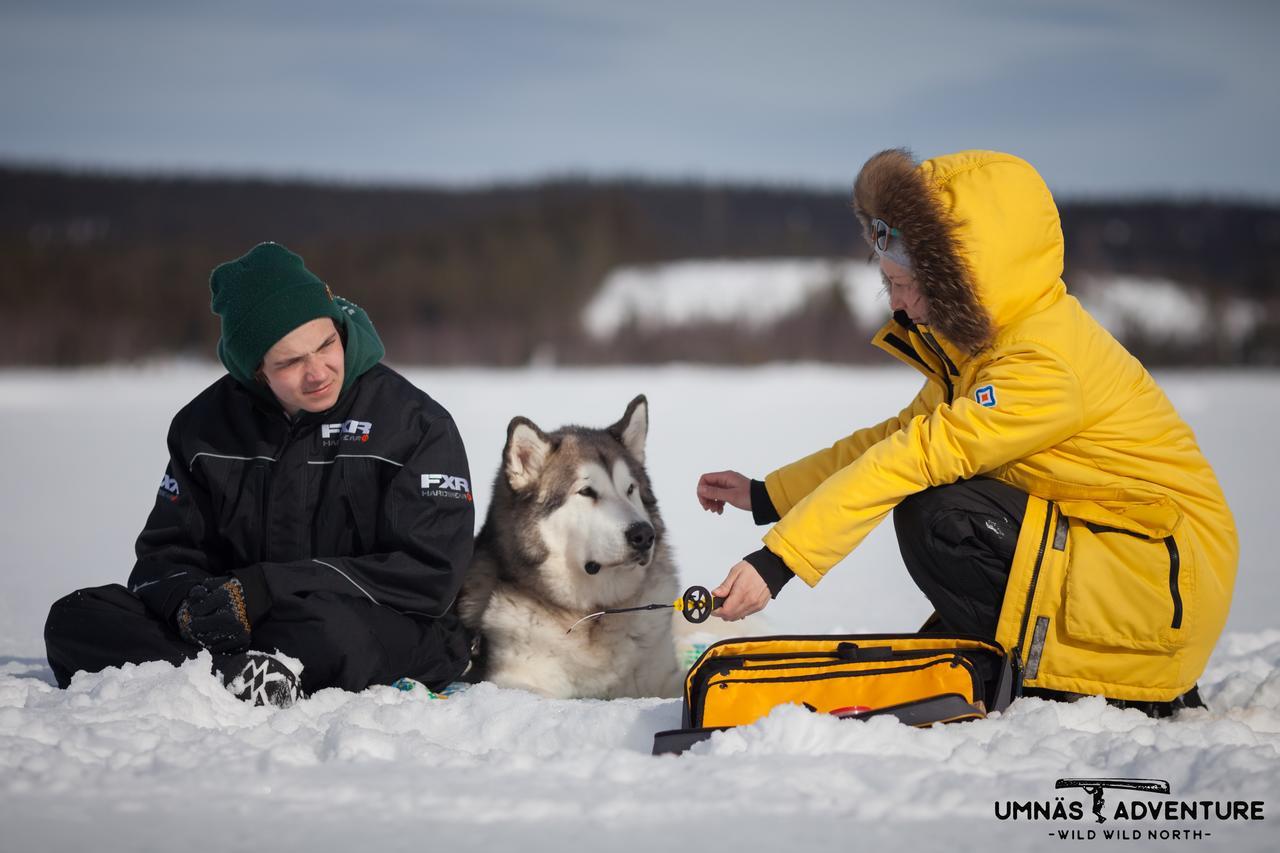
left=2, top=0, right=1277, bottom=198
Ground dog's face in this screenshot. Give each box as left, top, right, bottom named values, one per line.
left=501, top=395, right=663, bottom=611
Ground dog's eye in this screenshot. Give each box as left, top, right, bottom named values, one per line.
left=578, top=487, right=597, bottom=499
left=627, top=484, right=636, bottom=497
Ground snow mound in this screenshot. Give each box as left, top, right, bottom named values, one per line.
left=582, top=258, right=884, bottom=337
left=1074, top=274, right=1213, bottom=342
left=3, top=636, right=1278, bottom=851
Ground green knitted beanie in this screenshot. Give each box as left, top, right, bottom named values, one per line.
left=210, top=242, right=346, bottom=384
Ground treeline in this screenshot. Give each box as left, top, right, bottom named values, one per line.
left=2, top=165, right=1277, bottom=366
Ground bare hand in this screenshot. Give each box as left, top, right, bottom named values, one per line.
left=712, top=561, right=771, bottom=621
left=697, top=470, right=752, bottom=515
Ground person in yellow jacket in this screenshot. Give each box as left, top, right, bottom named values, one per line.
left=697, top=149, right=1237, bottom=714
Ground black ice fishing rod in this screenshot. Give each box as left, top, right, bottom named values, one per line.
left=566, top=585, right=726, bottom=634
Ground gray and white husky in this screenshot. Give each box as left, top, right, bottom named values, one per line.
left=458, top=395, right=684, bottom=699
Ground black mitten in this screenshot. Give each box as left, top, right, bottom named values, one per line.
left=176, top=576, right=252, bottom=653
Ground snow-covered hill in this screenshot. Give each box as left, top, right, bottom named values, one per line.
left=582, top=258, right=1263, bottom=347
left=583, top=259, right=885, bottom=337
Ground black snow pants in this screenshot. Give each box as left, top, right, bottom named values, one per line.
left=893, top=477, right=1028, bottom=639
left=44, top=584, right=472, bottom=695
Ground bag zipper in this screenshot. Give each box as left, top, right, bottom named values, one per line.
left=734, top=648, right=974, bottom=672
left=699, top=646, right=988, bottom=693
left=693, top=631, right=1005, bottom=654
left=690, top=636, right=1004, bottom=696
left=703, top=655, right=979, bottom=717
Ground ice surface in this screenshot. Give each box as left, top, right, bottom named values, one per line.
left=1, top=364, right=1277, bottom=851
left=1, top=364, right=1273, bottom=652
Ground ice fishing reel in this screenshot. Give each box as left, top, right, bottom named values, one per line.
left=674, top=585, right=718, bottom=624
left=566, top=585, right=727, bottom=633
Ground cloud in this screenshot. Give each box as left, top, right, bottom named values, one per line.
left=1, top=0, right=1277, bottom=196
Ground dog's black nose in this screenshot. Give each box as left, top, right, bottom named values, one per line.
left=625, top=522, right=655, bottom=552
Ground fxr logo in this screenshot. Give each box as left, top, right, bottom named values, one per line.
left=158, top=473, right=180, bottom=502
left=321, top=420, right=372, bottom=440
left=422, top=474, right=470, bottom=493
left=421, top=473, right=472, bottom=500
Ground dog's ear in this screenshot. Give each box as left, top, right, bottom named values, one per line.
left=609, top=394, right=648, bottom=464
left=505, top=416, right=553, bottom=491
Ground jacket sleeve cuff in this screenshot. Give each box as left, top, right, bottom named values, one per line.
left=133, top=572, right=204, bottom=625
left=750, top=479, right=780, bottom=525
left=232, top=565, right=273, bottom=625
left=742, top=547, right=794, bottom=598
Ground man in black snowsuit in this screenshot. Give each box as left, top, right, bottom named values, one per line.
left=45, top=242, right=476, bottom=706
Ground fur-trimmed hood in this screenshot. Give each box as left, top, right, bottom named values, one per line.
left=852, top=149, right=1066, bottom=357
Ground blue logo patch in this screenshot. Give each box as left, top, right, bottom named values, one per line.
left=975, top=385, right=997, bottom=408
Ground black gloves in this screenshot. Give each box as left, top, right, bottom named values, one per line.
left=176, top=576, right=253, bottom=653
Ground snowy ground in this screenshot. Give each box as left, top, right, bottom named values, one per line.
left=2, top=364, right=1278, bottom=851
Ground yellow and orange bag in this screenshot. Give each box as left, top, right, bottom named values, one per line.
left=653, top=633, right=1012, bottom=754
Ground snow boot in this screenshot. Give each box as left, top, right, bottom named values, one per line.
left=215, top=651, right=304, bottom=708
left=1107, top=684, right=1207, bottom=718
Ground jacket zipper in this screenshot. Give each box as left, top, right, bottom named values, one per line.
left=921, top=330, right=960, bottom=376
left=259, top=465, right=272, bottom=562
left=1012, top=504, right=1056, bottom=693
left=884, top=330, right=951, bottom=399
left=1165, top=538, right=1182, bottom=629
left=260, top=418, right=298, bottom=562
left=920, top=330, right=958, bottom=403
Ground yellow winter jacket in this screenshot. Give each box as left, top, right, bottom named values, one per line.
left=761, top=150, right=1237, bottom=701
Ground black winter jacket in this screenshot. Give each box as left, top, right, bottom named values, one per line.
left=127, top=363, right=475, bottom=634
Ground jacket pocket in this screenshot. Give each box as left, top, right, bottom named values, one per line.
left=1063, top=518, right=1193, bottom=652
left=203, top=457, right=265, bottom=566
left=339, top=460, right=382, bottom=554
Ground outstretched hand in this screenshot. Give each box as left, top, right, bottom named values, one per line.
left=712, top=561, right=771, bottom=621
left=697, top=470, right=752, bottom=515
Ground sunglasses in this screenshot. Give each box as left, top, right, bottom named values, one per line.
left=871, top=218, right=901, bottom=255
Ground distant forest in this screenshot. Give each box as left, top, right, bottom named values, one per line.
left=2, top=165, right=1278, bottom=366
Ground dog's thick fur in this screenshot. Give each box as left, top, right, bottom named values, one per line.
left=458, top=395, right=683, bottom=699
